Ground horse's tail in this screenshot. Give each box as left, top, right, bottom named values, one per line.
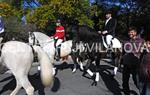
left=33, top=46, right=53, bottom=86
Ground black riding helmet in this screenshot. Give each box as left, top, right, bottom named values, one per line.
left=56, top=19, right=61, bottom=23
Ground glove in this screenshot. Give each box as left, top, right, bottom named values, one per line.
left=98, top=31, right=102, bottom=34
left=102, top=31, right=108, bottom=35
left=55, top=37, right=58, bottom=39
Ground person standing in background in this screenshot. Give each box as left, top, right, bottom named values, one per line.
left=122, top=27, right=144, bottom=95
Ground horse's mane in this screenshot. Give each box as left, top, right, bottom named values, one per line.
left=33, top=32, right=51, bottom=42
left=72, top=25, right=101, bottom=43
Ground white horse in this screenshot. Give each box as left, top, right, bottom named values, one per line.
left=28, top=32, right=121, bottom=83
left=0, top=41, right=53, bottom=95
left=28, top=32, right=80, bottom=73
left=28, top=32, right=107, bottom=83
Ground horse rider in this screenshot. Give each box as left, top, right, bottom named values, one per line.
left=53, top=19, right=65, bottom=60
left=122, top=27, right=144, bottom=95
left=98, top=10, right=118, bottom=76
left=0, top=15, right=5, bottom=43
left=98, top=10, right=117, bottom=48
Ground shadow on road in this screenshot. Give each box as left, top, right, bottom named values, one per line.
left=55, top=62, right=74, bottom=71
left=0, top=75, right=15, bottom=94
left=51, top=77, right=61, bottom=92
left=99, top=65, right=122, bottom=95
left=82, top=64, right=123, bottom=95
left=130, top=90, right=139, bottom=95
left=0, top=73, right=61, bottom=95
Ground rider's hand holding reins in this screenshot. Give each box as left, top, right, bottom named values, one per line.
left=98, top=30, right=108, bottom=35
left=102, top=31, right=108, bottom=35
left=98, top=31, right=102, bottom=34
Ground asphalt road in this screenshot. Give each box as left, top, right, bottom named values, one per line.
left=0, top=59, right=139, bottom=95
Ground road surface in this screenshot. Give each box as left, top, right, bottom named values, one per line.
left=0, top=59, right=139, bottom=95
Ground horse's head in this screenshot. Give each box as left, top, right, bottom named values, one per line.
left=28, top=32, right=39, bottom=45
left=28, top=32, right=55, bottom=47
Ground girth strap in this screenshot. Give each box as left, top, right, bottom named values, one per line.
left=30, top=45, right=38, bottom=62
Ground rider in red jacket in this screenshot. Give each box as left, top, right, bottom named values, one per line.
left=53, top=20, right=65, bottom=40
left=53, top=19, right=65, bottom=60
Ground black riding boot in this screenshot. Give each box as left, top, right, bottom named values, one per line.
left=54, top=39, right=60, bottom=61
left=55, top=46, right=60, bottom=61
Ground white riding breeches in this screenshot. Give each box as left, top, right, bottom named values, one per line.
left=106, top=35, right=113, bottom=46
left=56, top=39, right=63, bottom=47
left=102, top=35, right=122, bottom=48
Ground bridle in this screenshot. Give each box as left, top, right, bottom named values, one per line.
left=29, top=32, right=54, bottom=46
left=29, top=32, right=40, bottom=46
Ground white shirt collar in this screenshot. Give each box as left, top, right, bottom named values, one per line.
left=105, top=17, right=112, bottom=25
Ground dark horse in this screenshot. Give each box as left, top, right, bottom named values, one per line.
left=71, top=25, right=122, bottom=85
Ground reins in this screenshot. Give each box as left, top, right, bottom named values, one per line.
left=30, top=33, right=54, bottom=46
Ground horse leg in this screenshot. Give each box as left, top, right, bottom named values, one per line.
left=20, top=75, right=34, bottom=95
left=95, top=53, right=101, bottom=68
left=79, top=60, right=84, bottom=71
left=113, top=52, right=121, bottom=76
left=95, top=53, right=101, bottom=82
left=84, top=59, right=94, bottom=76
left=110, top=51, right=118, bottom=76
left=10, top=79, right=22, bottom=95
left=71, top=53, right=79, bottom=73
left=77, top=56, right=84, bottom=71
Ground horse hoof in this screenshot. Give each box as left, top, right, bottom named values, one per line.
left=91, top=81, right=97, bottom=86
left=72, top=68, right=76, bottom=73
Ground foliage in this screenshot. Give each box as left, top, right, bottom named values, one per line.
left=89, top=4, right=105, bottom=31
left=0, top=2, right=28, bottom=42
left=0, top=2, right=23, bottom=18
left=1, top=0, right=150, bottom=40
left=0, top=0, right=22, bottom=9
left=3, top=16, right=29, bottom=42
left=26, top=0, right=94, bottom=34
left=0, top=2, right=15, bottom=17
left=92, top=0, right=150, bottom=39
left=26, top=5, right=55, bottom=31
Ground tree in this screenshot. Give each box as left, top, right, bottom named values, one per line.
left=90, top=2, right=105, bottom=31
left=0, top=2, right=15, bottom=17
left=93, top=0, right=150, bottom=39
left=0, top=0, right=22, bottom=9
left=0, top=2, right=31, bottom=42
left=26, top=0, right=94, bottom=34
